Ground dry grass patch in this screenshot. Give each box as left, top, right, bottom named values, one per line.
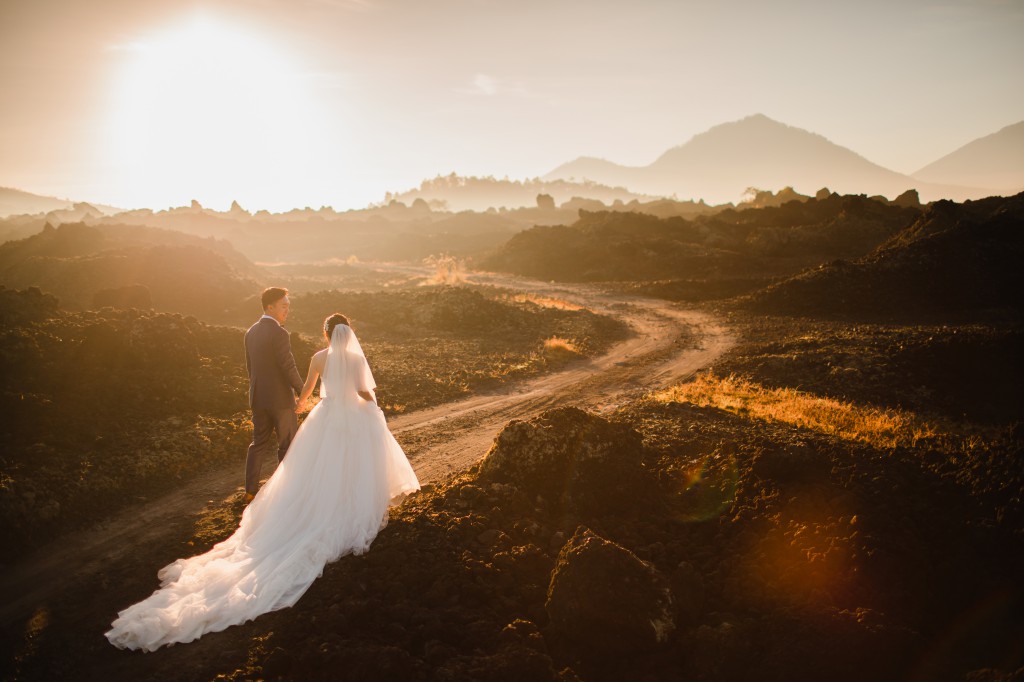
left=420, top=255, right=468, bottom=285
left=504, top=292, right=584, bottom=311
left=652, top=372, right=943, bottom=451
left=543, top=336, right=581, bottom=355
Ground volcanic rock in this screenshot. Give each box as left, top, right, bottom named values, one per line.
left=478, top=407, right=647, bottom=515
left=892, top=188, right=921, bottom=208
left=545, top=526, right=675, bottom=653
left=750, top=441, right=831, bottom=484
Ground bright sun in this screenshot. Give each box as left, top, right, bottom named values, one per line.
left=102, top=16, right=341, bottom=211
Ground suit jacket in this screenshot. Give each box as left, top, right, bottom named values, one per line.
left=244, top=317, right=304, bottom=410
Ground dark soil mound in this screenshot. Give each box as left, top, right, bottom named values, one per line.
left=743, top=193, right=1024, bottom=321
left=481, top=194, right=918, bottom=285
left=545, top=526, right=675, bottom=654
left=714, top=316, right=1024, bottom=424
left=0, top=296, right=252, bottom=556
left=478, top=406, right=648, bottom=516
left=6, top=394, right=1023, bottom=681
left=0, top=222, right=260, bottom=320
left=263, top=398, right=1016, bottom=681
left=482, top=211, right=751, bottom=282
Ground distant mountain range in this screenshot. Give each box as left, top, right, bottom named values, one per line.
left=3, top=116, right=1022, bottom=217
left=912, top=121, right=1024, bottom=193
left=544, top=114, right=1024, bottom=204
left=0, top=186, right=121, bottom=220
left=0, top=187, right=75, bottom=216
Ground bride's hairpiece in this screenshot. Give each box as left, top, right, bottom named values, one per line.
left=323, top=313, right=351, bottom=338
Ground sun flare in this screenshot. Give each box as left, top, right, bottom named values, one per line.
left=101, top=16, right=342, bottom=210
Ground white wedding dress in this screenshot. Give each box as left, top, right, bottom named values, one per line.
left=105, top=324, right=420, bottom=651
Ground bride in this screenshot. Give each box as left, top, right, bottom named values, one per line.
left=105, top=314, right=420, bottom=651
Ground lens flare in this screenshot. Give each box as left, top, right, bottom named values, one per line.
left=669, top=449, right=738, bottom=523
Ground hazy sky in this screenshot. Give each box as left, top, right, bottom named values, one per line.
left=1, top=0, right=1022, bottom=211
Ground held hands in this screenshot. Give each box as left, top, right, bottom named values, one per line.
left=295, top=393, right=373, bottom=412
left=296, top=393, right=372, bottom=411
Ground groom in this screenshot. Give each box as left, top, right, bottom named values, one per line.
left=243, top=287, right=304, bottom=502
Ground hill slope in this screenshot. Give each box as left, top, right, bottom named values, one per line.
left=0, top=187, right=77, bottom=218
left=743, top=192, right=1024, bottom=320
left=913, top=120, right=1024, bottom=194
left=546, top=114, right=989, bottom=203
left=481, top=194, right=919, bottom=284
left=0, top=222, right=261, bottom=318
left=0, top=187, right=120, bottom=219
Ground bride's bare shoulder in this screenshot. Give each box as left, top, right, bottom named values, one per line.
left=312, top=348, right=329, bottom=370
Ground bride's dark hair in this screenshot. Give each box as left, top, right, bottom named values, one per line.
left=324, top=313, right=350, bottom=340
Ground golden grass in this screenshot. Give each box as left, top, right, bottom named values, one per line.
left=543, top=336, right=580, bottom=354
left=420, top=255, right=467, bottom=285
left=506, top=293, right=584, bottom=311
left=652, top=373, right=940, bottom=450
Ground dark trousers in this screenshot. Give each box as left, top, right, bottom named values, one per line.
left=245, top=407, right=298, bottom=494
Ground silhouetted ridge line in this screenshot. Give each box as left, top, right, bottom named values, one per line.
left=545, top=114, right=1000, bottom=203
left=742, top=192, right=1024, bottom=321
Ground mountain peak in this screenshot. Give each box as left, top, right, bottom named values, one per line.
left=705, top=113, right=799, bottom=134
left=642, top=114, right=884, bottom=198
left=676, top=114, right=830, bottom=151
left=724, top=113, right=781, bottom=126
left=542, top=115, right=1009, bottom=204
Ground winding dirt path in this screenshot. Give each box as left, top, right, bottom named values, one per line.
left=0, top=272, right=733, bottom=629
left=391, top=271, right=734, bottom=483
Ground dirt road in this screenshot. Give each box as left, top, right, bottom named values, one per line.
left=0, top=273, right=733, bottom=630
left=389, top=271, right=734, bottom=483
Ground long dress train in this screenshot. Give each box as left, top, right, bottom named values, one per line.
left=105, top=324, right=420, bottom=651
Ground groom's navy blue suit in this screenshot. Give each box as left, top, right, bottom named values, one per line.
left=244, top=315, right=304, bottom=495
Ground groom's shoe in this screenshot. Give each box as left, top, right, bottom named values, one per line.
left=244, top=493, right=256, bottom=504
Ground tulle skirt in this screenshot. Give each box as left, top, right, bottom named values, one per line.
left=105, top=397, right=420, bottom=651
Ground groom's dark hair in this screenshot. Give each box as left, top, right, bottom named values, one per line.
left=261, top=287, right=289, bottom=310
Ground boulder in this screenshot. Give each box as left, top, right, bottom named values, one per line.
left=479, top=407, right=647, bottom=515
left=892, top=189, right=921, bottom=208
left=545, top=526, right=675, bottom=653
